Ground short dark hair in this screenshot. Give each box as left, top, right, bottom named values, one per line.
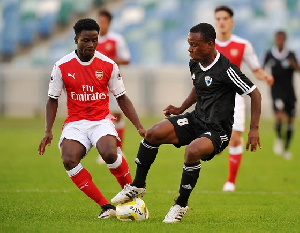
left=98, top=9, right=113, bottom=22
left=73, top=18, right=100, bottom=36
left=190, top=23, right=216, bottom=43
left=275, top=30, right=286, bottom=38
left=215, top=5, right=234, bottom=17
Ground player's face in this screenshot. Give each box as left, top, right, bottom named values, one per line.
left=275, top=33, right=286, bottom=49
left=215, top=10, right=234, bottom=34
left=98, top=15, right=110, bottom=36
left=75, top=30, right=99, bottom=61
left=188, top=32, right=214, bottom=65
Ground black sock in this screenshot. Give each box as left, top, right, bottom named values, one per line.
left=285, top=123, right=293, bottom=150
left=131, top=139, right=160, bottom=188
left=101, top=204, right=116, bottom=210
left=275, top=121, right=282, bottom=139
left=176, top=162, right=201, bottom=207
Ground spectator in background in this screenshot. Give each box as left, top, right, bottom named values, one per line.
left=214, top=5, right=274, bottom=192
left=96, top=9, right=131, bottom=164
left=263, top=30, right=300, bottom=160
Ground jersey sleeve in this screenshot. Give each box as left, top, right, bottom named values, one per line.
left=116, top=35, right=131, bottom=60
left=225, top=64, right=256, bottom=96
left=48, top=64, right=64, bottom=99
left=243, top=41, right=261, bottom=71
left=108, top=63, right=126, bottom=98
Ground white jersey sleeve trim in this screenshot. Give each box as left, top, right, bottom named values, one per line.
left=48, top=63, right=64, bottom=99
left=226, top=67, right=255, bottom=96
left=241, top=85, right=256, bottom=96
left=108, top=63, right=126, bottom=98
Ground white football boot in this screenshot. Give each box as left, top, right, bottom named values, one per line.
left=273, top=138, right=283, bottom=155
left=163, top=204, right=189, bottom=223
left=111, top=184, right=146, bottom=204
left=222, top=181, right=236, bottom=191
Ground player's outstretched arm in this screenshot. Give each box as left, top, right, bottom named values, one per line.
left=246, top=88, right=262, bottom=152
left=163, top=87, right=197, bottom=117
left=38, top=97, right=58, bottom=155
left=252, top=68, right=274, bottom=86
left=116, top=94, right=146, bottom=137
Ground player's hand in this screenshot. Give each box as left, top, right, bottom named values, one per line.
left=38, top=132, right=53, bottom=155
left=138, top=127, right=147, bottom=138
left=265, top=74, right=274, bottom=86
left=163, top=105, right=182, bottom=117
left=246, top=128, right=261, bottom=152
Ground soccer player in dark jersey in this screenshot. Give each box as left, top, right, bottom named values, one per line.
left=38, top=18, right=146, bottom=219
left=111, top=23, right=262, bottom=223
left=263, top=30, right=300, bottom=160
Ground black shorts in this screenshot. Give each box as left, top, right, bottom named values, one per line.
left=272, top=97, right=296, bottom=117
left=167, top=112, right=230, bottom=161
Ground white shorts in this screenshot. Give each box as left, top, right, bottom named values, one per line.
left=59, top=119, right=120, bottom=153
left=232, top=93, right=246, bottom=132
left=109, top=92, right=122, bottom=113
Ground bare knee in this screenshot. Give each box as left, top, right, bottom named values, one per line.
left=229, top=131, right=242, bottom=147
left=100, top=149, right=117, bottom=164
left=184, top=146, right=202, bottom=163
left=61, top=153, right=80, bottom=171
left=185, top=139, right=214, bottom=163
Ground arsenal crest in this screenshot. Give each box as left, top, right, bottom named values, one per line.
left=95, top=70, right=103, bottom=80
left=230, top=49, right=238, bottom=57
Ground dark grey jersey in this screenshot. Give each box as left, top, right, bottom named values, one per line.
left=263, top=48, right=297, bottom=102
left=189, top=52, right=256, bottom=133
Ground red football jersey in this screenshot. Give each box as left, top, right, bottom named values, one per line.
left=48, top=51, right=126, bottom=125
left=96, top=32, right=130, bottom=61
left=215, top=35, right=260, bottom=70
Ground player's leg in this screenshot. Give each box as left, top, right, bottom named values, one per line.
left=60, top=122, right=114, bottom=219
left=131, top=118, right=179, bottom=187
left=163, top=136, right=215, bottom=223
left=111, top=118, right=179, bottom=204
left=96, top=135, right=132, bottom=187
left=61, top=139, right=112, bottom=210
left=273, top=110, right=284, bottom=155
left=223, top=130, right=243, bottom=191
left=92, top=119, right=132, bottom=188
left=96, top=94, right=125, bottom=165
left=273, top=98, right=285, bottom=155
left=282, top=101, right=295, bottom=160
left=223, top=94, right=245, bottom=191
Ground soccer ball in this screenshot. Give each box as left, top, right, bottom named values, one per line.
left=116, top=197, right=149, bottom=221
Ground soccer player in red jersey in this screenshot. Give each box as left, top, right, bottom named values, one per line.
left=214, top=5, right=274, bottom=191
left=38, top=18, right=145, bottom=219
left=96, top=9, right=131, bottom=164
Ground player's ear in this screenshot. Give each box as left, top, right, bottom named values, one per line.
left=74, top=36, right=78, bottom=44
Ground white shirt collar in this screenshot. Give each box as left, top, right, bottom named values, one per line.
left=199, top=51, right=220, bottom=71
left=271, top=47, right=289, bottom=60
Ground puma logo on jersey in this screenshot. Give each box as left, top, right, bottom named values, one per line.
left=68, top=73, right=76, bottom=79
left=204, top=131, right=211, bottom=136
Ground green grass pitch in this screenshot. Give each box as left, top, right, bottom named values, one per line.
left=0, top=116, right=299, bottom=232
